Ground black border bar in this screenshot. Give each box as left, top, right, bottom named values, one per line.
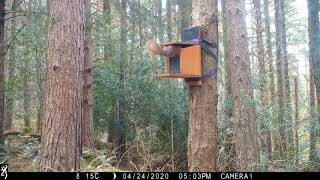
left=2, top=172, right=320, bottom=180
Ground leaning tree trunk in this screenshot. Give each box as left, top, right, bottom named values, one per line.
left=307, top=0, right=320, bottom=163
left=0, top=0, right=5, bottom=151
left=188, top=0, right=218, bottom=172
left=40, top=0, right=85, bottom=171
left=225, top=0, right=259, bottom=171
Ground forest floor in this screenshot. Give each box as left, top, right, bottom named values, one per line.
left=0, top=122, right=317, bottom=172
left=4, top=130, right=40, bottom=171
left=3, top=131, right=306, bottom=172
left=2, top=128, right=123, bottom=172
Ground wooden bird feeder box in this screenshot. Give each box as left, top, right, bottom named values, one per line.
left=158, top=26, right=206, bottom=87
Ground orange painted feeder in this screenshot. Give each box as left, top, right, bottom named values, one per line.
left=157, top=26, right=218, bottom=87
left=159, top=42, right=202, bottom=87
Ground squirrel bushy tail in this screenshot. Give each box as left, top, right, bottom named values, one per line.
left=146, top=40, right=180, bottom=57
left=146, top=40, right=166, bottom=56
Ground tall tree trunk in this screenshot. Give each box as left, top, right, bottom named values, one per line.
left=6, top=0, right=18, bottom=131
left=22, top=63, right=30, bottom=127
left=221, top=0, right=234, bottom=171
left=307, top=0, right=320, bottom=163
left=137, top=0, right=143, bottom=47
left=221, top=0, right=232, bottom=120
left=308, top=53, right=319, bottom=164
left=103, top=0, right=115, bottom=145
left=35, top=86, right=45, bottom=134
left=40, top=0, right=85, bottom=171
left=188, top=0, right=218, bottom=172
left=0, top=0, right=5, bottom=151
left=172, top=0, right=178, bottom=40
left=293, top=77, right=299, bottom=166
left=177, top=0, right=191, bottom=38
left=156, top=0, right=163, bottom=41
left=263, top=0, right=273, bottom=160
left=253, top=0, right=270, bottom=162
left=103, top=0, right=111, bottom=62
left=35, top=0, right=48, bottom=134
left=129, top=0, right=136, bottom=60
left=117, top=0, right=128, bottom=167
left=279, top=0, right=294, bottom=160
left=166, top=0, right=172, bottom=41
left=23, top=0, right=33, bottom=128
left=166, top=0, right=175, bottom=171
left=82, top=0, right=94, bottom=149
left=225, top=0, right=259, bottom=171
left=35, top=3, right=46, bottom=134
left=150, top=0, right=157, bottom=39
left=274, top=0, right=286, bottom=160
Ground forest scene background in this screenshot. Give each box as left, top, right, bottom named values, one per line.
left=0, top=0, right=319, bottom=172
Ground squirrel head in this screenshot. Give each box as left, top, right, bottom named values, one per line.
left=163, top=45, right=180, bottom=57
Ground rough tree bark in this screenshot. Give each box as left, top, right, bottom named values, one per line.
left=221, top=0, right=234, bottom=171
left=263, top=0, right=273, bottom=160
left=307, top=0, right=320, bottom=163
left=6, top=0, right=18, bottom=131
left=40, top=0, right=85, bottom=171
left=82, top=0, right=94, bottom=149
left=188, top=0, right=218, bottom=172
left=221, top=0, right=232, bottom=119
left=225, top=0, right=259, bottom=171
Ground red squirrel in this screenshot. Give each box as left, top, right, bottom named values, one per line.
left=146, top=40, right=180, bottom=57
